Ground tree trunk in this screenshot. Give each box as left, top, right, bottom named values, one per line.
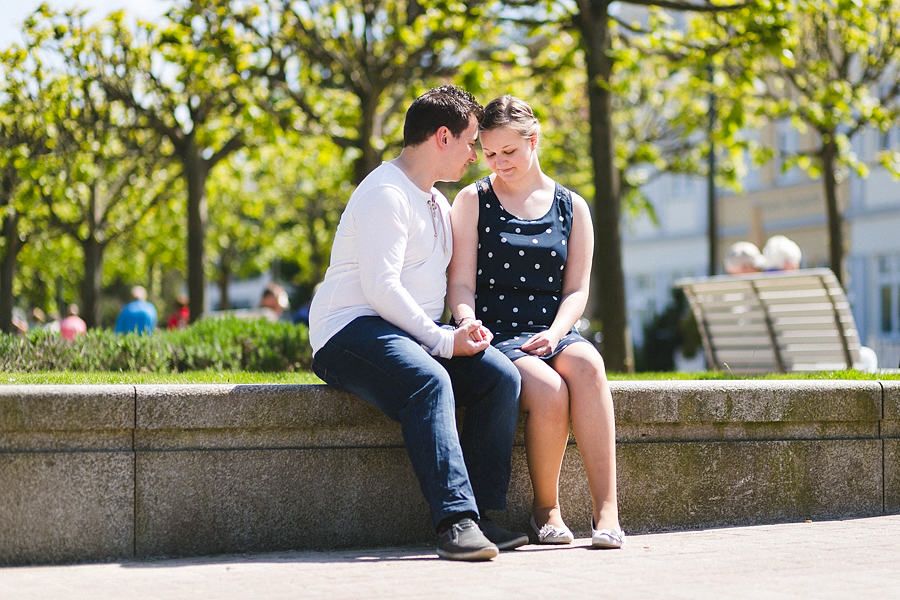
left=353, top=89, right=381, bottom=185
left=820, top=135, right=844, bottom=284
left=218, top=251, right=233, bottom=311
left=0, top=208, right=21, bottom=334
left=80, top=236, right=104, bottom=329
left=578, top=0, right=631, bottom=372
left=184, top=140, right=210, bottom=323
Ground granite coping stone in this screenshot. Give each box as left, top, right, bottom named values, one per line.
left=0, top=381, right=888, bottom=434
left=882, top=380, right=900, bottom=421
left=610, top=380, right=882, bottom=423
left=134, top=384, right=386, bottom=430
left=0, top=385, right=135, bottom=432
left=134, top=381, right=883, bottom=429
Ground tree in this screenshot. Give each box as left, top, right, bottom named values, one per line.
left=20, top=12, right=179, bottom=327
left=612, top=8, right=785, bottom=273
left=35, top=101, right=177, bottom=328
left=609, top=13, right=733, bottom=217
left=500, top=0, right=774, bottom=371
left=239, top=0, right=493, bottom=185
left=42, top=3, right=262, bottom=321
left=0, top=43, right=53, bottom=333
left=104, top=186, right=188, bottom=321
left=712, top=0, right=900, bottom=283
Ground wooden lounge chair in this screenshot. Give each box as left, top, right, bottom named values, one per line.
left=675, top=268, right=865, bottom=373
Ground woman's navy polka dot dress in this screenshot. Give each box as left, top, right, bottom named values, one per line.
left=474, top=176, right=590, bottom=361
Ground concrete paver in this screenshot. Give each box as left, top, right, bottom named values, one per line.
left=2, top=515, right=899, bottom=600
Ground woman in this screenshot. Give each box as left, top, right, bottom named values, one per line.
left=447, top=95, right=624, bottom=548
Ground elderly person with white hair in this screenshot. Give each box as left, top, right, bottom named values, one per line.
left=763, top=235, right=802, bottom=271
left=724, top=241, right=765, bottom=274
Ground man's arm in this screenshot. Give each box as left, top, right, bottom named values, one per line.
left=354, top=186, right=455, bottom=357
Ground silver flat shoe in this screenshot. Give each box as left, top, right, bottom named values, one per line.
left=591, top=517, right=625, bottom=549
left=531, top=515, right=574, bottom=544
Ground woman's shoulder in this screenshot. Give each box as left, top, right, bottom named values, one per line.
left=452, top=178, right=487, bottom=208
left=567, top=188, right=589, bottom=210
left=549, top=179, right=587, bottom=207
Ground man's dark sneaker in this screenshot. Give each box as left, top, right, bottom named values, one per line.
left=436, top=518, right=499, bottom=561
left=479, top=516, right=529, bottom=551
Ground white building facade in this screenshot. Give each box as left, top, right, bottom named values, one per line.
left=621, top=126, right=900, bottom=369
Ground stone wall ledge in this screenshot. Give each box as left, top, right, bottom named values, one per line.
left=1, top=380, right=898, bottom=565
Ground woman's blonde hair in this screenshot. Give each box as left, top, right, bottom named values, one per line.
left=480, top=95, right=540, bottom=141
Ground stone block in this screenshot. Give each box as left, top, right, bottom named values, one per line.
left=886, top=438, right=900, bottom=514
left=135, top=447, right=431, bottom=558
left=0, top=452, right=134, bottom=566
left=613, top=380, right=882, bottom=424
left=0, top=386, right=136, bottom=566
left=882, top=381, right=900, bottom=438
left=135, top=384, right=403, bottom=450
left=136, top=384, right=385, bottom=429
left=1, top=381, right=895, bottom=565
left=0, top=385, right=134, bottom=452
left=616, top=439, right=884, bottom=532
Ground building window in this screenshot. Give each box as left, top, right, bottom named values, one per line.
left=877, top=255, right=900, bottom=337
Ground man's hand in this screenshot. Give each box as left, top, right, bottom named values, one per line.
left=452, top=320, right=492, bottom=356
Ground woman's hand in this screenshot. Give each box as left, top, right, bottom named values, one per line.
left=456, top=316, right=493, bottom=344
left=520, top=330, right=561, bottom=357
left=452, top=320, right=493, bottom=356
left=456, top=317, right=494, bottom=343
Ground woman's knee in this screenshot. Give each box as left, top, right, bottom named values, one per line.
left=555, top=344, right=608, bottom=384
left=519, top=368, right=569, bottom=422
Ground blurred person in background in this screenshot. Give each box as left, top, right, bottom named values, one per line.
left=260, top=283, right=290, bottom=322
left=724, top=242, right=765, bottom=275
left=60, top=304, right=87, bottom=341
left=115, top=286, right=157, bottom=334
left=762, top=235, right=802, bottom=271
left=167, top=294, right=190, bottom=330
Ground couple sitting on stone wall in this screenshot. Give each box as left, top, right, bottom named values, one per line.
left=308, top=86, right=623, bottom=561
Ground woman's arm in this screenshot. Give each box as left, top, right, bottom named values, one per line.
left=520, top=192, right=594, bottom=355
left=447, top=185, right=481, bottom=323
left=447, top=184, right=491, bottom=342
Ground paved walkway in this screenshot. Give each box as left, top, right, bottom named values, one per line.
left=2, top=515, right=899, bottom=600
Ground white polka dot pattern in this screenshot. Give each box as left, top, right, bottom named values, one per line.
left=472, top=176, right=575, bottom=350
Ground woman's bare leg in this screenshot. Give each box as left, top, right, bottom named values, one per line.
left=551, top=343, right=620, bottom=531
left=515, top=356, right=571, bottom=529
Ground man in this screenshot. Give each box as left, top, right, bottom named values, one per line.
left=115, top=286, right=158, bottom=334
left=309, top=86, right=526, bottom=561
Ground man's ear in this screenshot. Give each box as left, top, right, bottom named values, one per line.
left=436, top=126, right=451, bottom=148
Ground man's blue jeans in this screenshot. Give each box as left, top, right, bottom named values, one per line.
left=312, top=316, right=521, bottom=530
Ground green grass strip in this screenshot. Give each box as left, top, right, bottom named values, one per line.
left=0, top=371, right=325, bottom=385
left=4, top=369, right=899, bottom=385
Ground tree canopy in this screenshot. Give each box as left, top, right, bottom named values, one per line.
left=2, top=0, right=897, bottom=372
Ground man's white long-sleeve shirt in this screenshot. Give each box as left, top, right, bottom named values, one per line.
left=308, top=161, right=455, bottom=358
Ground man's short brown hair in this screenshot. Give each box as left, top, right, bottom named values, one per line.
left=402, top=85, right=484, bottom=147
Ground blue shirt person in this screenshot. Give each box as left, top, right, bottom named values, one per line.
left=115, top=286, right=158, bottom=334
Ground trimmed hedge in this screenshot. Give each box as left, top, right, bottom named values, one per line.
left=0, top=317, right=312, bottom=373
